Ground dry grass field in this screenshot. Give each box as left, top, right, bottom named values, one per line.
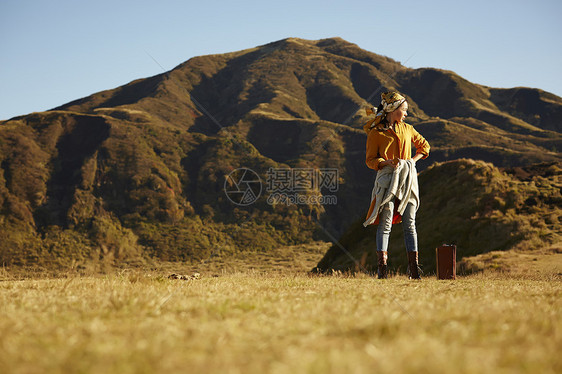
left=1, top=244, right=560, bottom=374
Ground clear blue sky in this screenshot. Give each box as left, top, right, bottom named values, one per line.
left=1, top=0, right=561, bottom=120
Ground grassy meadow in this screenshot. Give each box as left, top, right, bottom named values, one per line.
left=1, top=246, right=560, bottom=374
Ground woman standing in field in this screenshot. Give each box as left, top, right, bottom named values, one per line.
left=362, top=91, right=430, bottom=279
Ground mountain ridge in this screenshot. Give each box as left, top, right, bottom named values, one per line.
left=1, top=37, right=560, bottom=270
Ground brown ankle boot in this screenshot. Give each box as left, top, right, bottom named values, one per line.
left=377, top=251, right=388, bottom=279
left=408, top=251, right=421, bottom=279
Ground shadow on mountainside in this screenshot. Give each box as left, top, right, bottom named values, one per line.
left=34, top=115, right=110, bottom=229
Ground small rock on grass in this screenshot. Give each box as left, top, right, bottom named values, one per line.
left=168, top=273, right=200, bottom=281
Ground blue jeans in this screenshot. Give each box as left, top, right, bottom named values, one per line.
left=376, top=200, right=418, bottom=252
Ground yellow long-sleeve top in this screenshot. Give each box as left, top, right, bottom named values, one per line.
left=363, top=120, right=430, bottom=224
left=364, top=121, right=430, bottom=171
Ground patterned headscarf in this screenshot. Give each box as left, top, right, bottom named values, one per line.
left=363, top=91, right=407, bottom=132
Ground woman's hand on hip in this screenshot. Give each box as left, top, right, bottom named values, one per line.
left=410, top=153, right=423, bottom=163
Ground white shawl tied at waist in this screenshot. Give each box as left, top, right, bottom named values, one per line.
left=363, top=159, right=419, bottom=227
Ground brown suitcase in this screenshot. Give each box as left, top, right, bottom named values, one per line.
left=436, top=245, right=456, bottom=280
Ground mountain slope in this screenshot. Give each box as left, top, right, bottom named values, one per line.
left=314, top=159, right=562, bottom=274
left=1, top=37, right=561, bottom=269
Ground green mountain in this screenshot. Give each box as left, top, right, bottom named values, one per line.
left=1, top=37, right=561, bottom=270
